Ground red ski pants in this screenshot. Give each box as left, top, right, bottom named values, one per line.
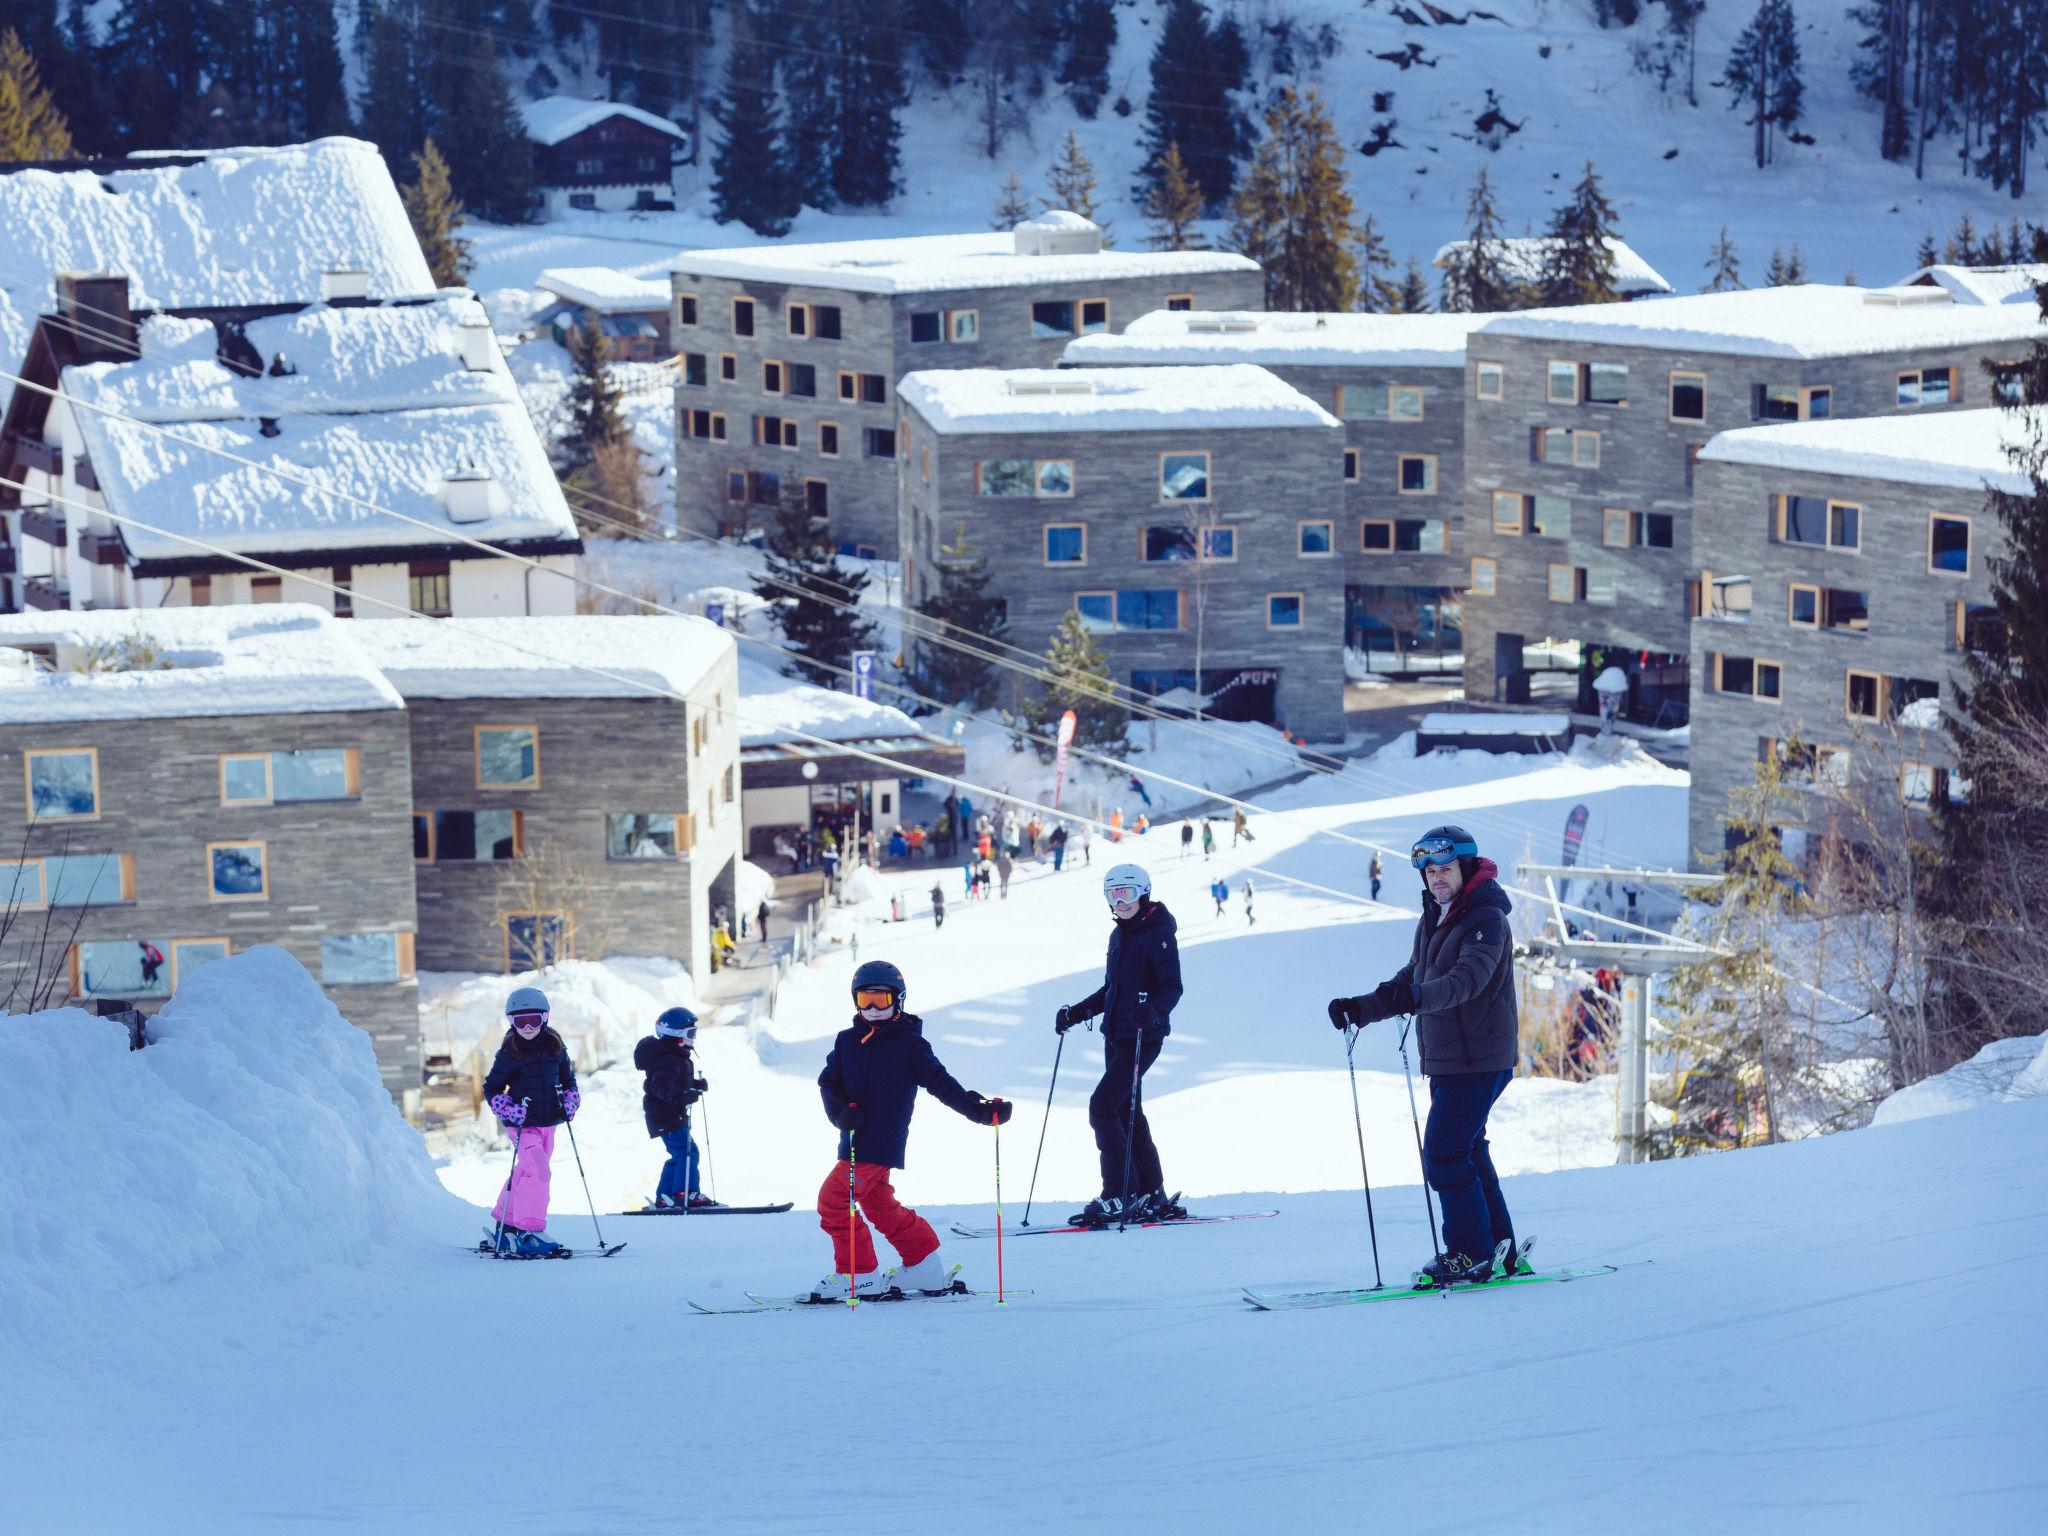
left=817, top=1160, right=939, bottom=1275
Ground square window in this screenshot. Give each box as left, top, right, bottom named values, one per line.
left=251, top=576, right=282, bottom=604
left=1037, top=460, right=1074, bottom=497
left=25, top=748, right=98, bottom=820
left=507, top=912, right=571, bottom=970
left=1758, top=384, right=1800, bottom=421
left=1200, top=526, right=1235, bottom=561
left=1476, top=363, right=1505, bottom=400
left=1491, top=491, right=1524, bottom=534
left=1080, top=298, right=1110, bottom=333
left=948, top=310, right=979, bottom=343
left=1298, top=521, right=1333, bottom=556
left=221, top=754, right=271, bottom=805
left=172, top=938, right=231, bottom=988
left=1548, top=361, right=1580, bottom=403
left=979, top=459, right=1033, bottom=497
left=910, top=311, right=942, bottom=345
left=607, top=812, right=680, bottom=859
left=1116, top=590, right=1182, bottom=630
left=207, top=841, right=268, bottom=902
left=1642, top=512, right=1673, bottom=548
left=814, top=306, right=842, bottom=340
left=1343, top=448, right=1360, bottom=482
left=1586, top=363, right=1627, bottom=405
left=1669, top=372, right=1705, bottom=422
left=789, top=363, right=817, bottom=398
left=1075, top=593, right=1114, bottom=632
left=1397, top=455, right=1436, bottom=494
left=1032, top=300, right=1076, bottom=339
left=1929, top=514, right=1970, bottom=575
left=1541, top=427, right=1571, bottom=463
left=1142, top=526, right=1198, bottom=563
left=859, top=373, right=887, bottom=405
left=1160, top=452, right=1210, bottom=500
left=1394, top=519, right=1444, bottom=553
left=1781, top=494, right=1828, bottom=546
left=1470, top=556, right=1497, bottom=596
left=1267, top=593, right=1303, bottom=629
left=476, top=725, right=539, bottom=790
left=1805, top=386, right=1833, bottom=419
left=1847, top=671, right=1882, bottom=719
left=1362, top=520, right=1393, bottom=552
left=1572, top=432, right=1600, bottom=468
left=1530, top=495, right=1568, bottom=537
left=863, top=427, right=896, bottom=459
left=1044, top=525, right=1086, bottom=564
left=0, top=859, right=43, bottom=910
left=1389, top=385, right=1424, bottom=421
left=322, top=932, right=402, bottom=985
left=75, top=938, right=172, bottom=999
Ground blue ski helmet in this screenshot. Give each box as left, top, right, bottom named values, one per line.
left=655, top=1006, right=699, bottom=1040
left=505, top=984, right=550, bottom=1020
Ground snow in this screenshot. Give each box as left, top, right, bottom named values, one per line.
left=670, top=229, right=1257, bottom=295
left=350, top=614, right=733, bottom=702
left=1476, top=282, right=2048, bottom=360
left=1433, top=234, right=1672, bottom=295
left=898, top=365, right=1340, bottom=435
left=535, top=266, right=672, bottom=312
left=0, top=603, right=402, bottom=724
left=736, top=651, right=927, bottom=746
left=418, top=956, right=705, bottom=1070
left=1065, top=308, right=1493, bottom=367
left=1892, top=263, right=2048, bottom=307
left=1419, top=711, right=1572, bottom=735
left=1870, top=1031, right=2048, bottom=1127
left=0, top=139, right=433, bottom=405
left=1895, top=696, right=1945, bottom=730
left=517, top=95, right=687, bottom=147
left=1698, top=406, right=2042, bottom=497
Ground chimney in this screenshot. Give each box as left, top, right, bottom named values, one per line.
left=456, top=317, right=499, bottom=372
left=259, top=417, right=282, bottom=438
left=1012, top=211, right=1104, bottom=258
left=441, top=463, right=499, bottom=524
left=56, top=272, right=137, bottom=362
left=321, top=267, right=371, bottom=304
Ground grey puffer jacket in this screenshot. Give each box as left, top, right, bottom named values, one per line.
left=1391, top=870, right=1518, bottom=1075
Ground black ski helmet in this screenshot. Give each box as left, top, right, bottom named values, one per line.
left=1414, top=823, right=1481, bottom=883
left=851, top=959, right=907, bottom=1010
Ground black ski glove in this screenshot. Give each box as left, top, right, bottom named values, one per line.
left=1055, top=1005, right=1076, bottom=1035
left=1328, top=997, right=1364, bottom=1030
left=833, top=1102, right=863, bottom=1132
left=985, top=1096, right=1015, bottom=1126
left=1356, top=980, right=1417, bottom=1024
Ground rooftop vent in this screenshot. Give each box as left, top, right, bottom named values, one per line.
left=456, top=316, right=499, bottom=372
left=266, top=351, right=295, bottom=377
left=258, top=417, right=281, bottom=438
left=1864, top=287, right=1953, bottom=308
left=321, top=267, right=370, bottom=304
left=1007, top=377, right=1096, bottom=398
left=1013, top=211, right=1104, bottom=258
left=441, top=462, right=501, bottom=524
left=1186, top=317, right=1261, bottom=334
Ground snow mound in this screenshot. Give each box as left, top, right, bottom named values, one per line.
left=417, top=955, right=704, bottom=1067
left=0, top=948, right=458, bottom=1350
left=1871, top=1031, right=2048, bottom=1127
left=838, top=863, right=886, bottom=905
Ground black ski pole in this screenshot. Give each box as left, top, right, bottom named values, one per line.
left=492, top=1098, right=528, bottom=1255
left=1344, top=1025, right=1386, bottom=1291
left=1116, top=1022, right=1144, bottom=1233
left=563, top=1111, right=609, bottom=1252
left=1020, top=1028, right=1066, bottom=1227
left=1396, top=1015, right=1443, bottom=1258
left=698, top=1092, right=714, bottom=1205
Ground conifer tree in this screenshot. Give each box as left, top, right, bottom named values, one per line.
left=710, top=3, right=800, bottom=236
left=1043, top=129, right=1113, bottom=245
left=1915, top=229, right=1939, bottom=268
left=1537, top=160, right=1622, bottom=306
left=1357, top=214, right=1397, bottom=312
left=830, top=0, right=909, bottom=208
left=754, top=482, right=878, bottom=688
left=990, top=167, right=1033, bottom=230
left=360, top=5, right=426, bottom=173
left=912, top=556, right=1010, bottom=709
left=281, top=0, right=352, bottom=140
left=1703, top=227, right=1744, bottom=292
left=1227, top=86, right=1362, bottom=312
left=1018, top=610, right=1126, bottom=755
left=1785, top=241, right=1808, bottom=282
left=434, top=31, right=538, bottom=224
left=403, top=140, right=474, bottom=287
left=1141, top=139, right=1208, bottom=251
left=1944, top=212, right=1980, bottom=265
left=1391, top=255, right=1432, bottom=313
left=1720, top=0, right=1804, bottom=169
left=0, top=29, right=75, bottom=160
left=1138, top=0, right=1246, bottom=215
left=1057, top=0, right=1117, bottom=119
left=1661, top=0, right=1707, bottom=105
left=562, top=311, right=627, bottom=473
left=1971, top=1, right=2048, bottom=198
left=1439, top=167, right=1517, bottom=312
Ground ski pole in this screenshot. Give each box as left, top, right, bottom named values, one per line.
left=563, top=1112, right=609, bottom=1253
left=1020, top=1028, right=1066, bottom=1226
left=992, top=1107, right=1006, bottom=1306
left=846, top=1127, right=860, bottom=1309
left=699, top=1093, right=715, bottom=1204
left=1116, top=1022, right=1145, bottom=1233
left=1396, top=1016, right=1443, bottom=1258
left=1344, top=1025, right=1386, bottom=1291
left=492, top=1099, right=528, bottom=1255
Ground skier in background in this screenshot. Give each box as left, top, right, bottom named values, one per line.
left=1210, top=875, right=1228, bottom=917
left=1243, top=877, right=1255, bottom=926
left=1049, top=823, right=1069, bottom=872
left=930, top=882, right=946, bottom=930
left=1370, top=852, right=1384, bottom=902
left=1179, top=820, right=1194, bottom=860
left=1201, top=819, right=1216, bottom=860
left=635, top=1007, right=720, bottom=1210
left=1054, top=863, right=1185, bottom=1227
left=484, top=986, right=580, bottom=1256
left=1232, top=806, right=1255, bottom=846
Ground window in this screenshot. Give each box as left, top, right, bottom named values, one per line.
left=1585, top=363, right=1628, bottom=405
left=1928, top=513, right=1970, bottom=575
left=732, top=298, right=755, bottom=337
left=788, top=363, right=816, bottom=399
left=1476, top=362, right=1505, bottom=400
left=1341, top=384, right=1390, bottom=421
left=1548, top=564, right=1587, bottom=603
left=787, top=302, right=810, bottom=337
left=1118, top=590, right=1182, bottom=631
left=1601, top=509, right=1673, bottom=548
left=978, top=460, right=1033, bottom=497
left=322, top=932, right=410, bottom=985
left=1394, top=519, right=1447, bottom=552
left=1470, top=556, right=1497, bottom=596
left=1079, top=298, right=1110, bottom=333
left=1389, top=385, right=1424, bottom=421
left=761, top=360, right=785, bottom=394
left=25, top=748, right=100, bottom=820
left=819, top=422, right=840, bottom=458
left=1267, top=593, right=1303, bottom=629
left=755, top=414, right=798, bottom=448
left=838, top=371, right=887, bottom=404
left=1805, top=386, right=1833, bottom=419
left=1849, top=673, right=1939, bottom=722
left=910, top=311, right=943, bottom=345
left=725, top=470, right=747, bottom=503
left=1789, top=585, right=1868, bottom=631
left=1298, top=521, right=1334, bottom=557
left=408, top=562, right=451, bottom=617
left=207, top=840, right=268, bottom=901
left=863, top=427, right=896, bottom=459
left=685, top=408, right=726, bottom=440
left=1685, top=442, right=1705, bottom=487
left=506, top=912, right=571, bottom=970
left=1776, top=495, right=1860, bottom=551
left=1141, top=526, right=1198, bottom=563
left=1491, top=491, right=1525, bottom=534
left=1547, top=360, right=1580, bottom=403
left=1846, top=669, right=1882, bottom=720
left=220, top=749, right=358, bottom=805
left=1397, top=455, right=1436, bottom=494
left=1754, top=384, right=1832, bottom=421
left=422, top=809, right=522, bottom=862
left=1343, top=449, right=1360, bottom=482
left=1165, top=294, right=1194, bottom=312
left=4, top=853, right=134, bottom=909
left=1901, top=763, right=1950, bottom=806
left=1497, top=493, right=1566, bottom=537
left=748, top=470, right=780, bottom=504
left=251, top=576, right=282, bottom=603
left=683, top=353, right=707, bottom=387
left=719, top=352, right=737, bottom=382
left=172, top=938, right=231, bottom=988
left=1031, top=300, right=1076, bottom=339
left=332, top=564, right=353, bottom=620
left=606, top=812, right=682, bottom=859
left=948, top=310, right=979, bottom=343
left=676, top=294, right=698, bottom=327
left=1714, top=655, right=1782, bottom=700
left=1535, top=428, right=1599, bottom=467
left=1362, top=519, right=1393, bottom=552
left=1897, top=365, right=1958, bottom=407
left=1075, top=592, right=1113, bottom=632
left=475, top=725, right=539, bottom=790
left=1953, top=602, right=2006, bottom=656
left=1701, top=573, right=1753, bottom=621
left=814, top=305, right=842, bottom=340
left=1044, top=524, right=1087, bottom=564
left=1669, top=371, right=1706, bottom=422
left=73, top=938, right=172, bottom=999
left=1160, top=452, right=1210, bottom=501
left=805, top=478, right=829, bottom=519
left=1200, top=526, right=1235, bottom=561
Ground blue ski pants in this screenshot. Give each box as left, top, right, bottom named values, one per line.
left=656, top=1126, right=701, bottom=1201
left=1422, top=1069, right=1515, bottom=1261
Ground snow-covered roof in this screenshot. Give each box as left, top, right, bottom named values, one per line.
left=1432, top=237, right=1671, bottom=297
left=536, top=267, right=671, bottom=313
left=1476, top=284, right=2048, bottom=359
left=1419, top=712, right=1572, bottom=735
left=1893, top=264, right=2048, bottom=307
left=352, top=615, right=732, bottom=702
left=1696, top=406, right=2041, bottom=497
left=1017, top=210, right=1098, bottom=233
left=0, top=139, right=434, bottom=398
left=898, top=365, right=1339, bottom=436
left=0, top=605, right=403, bottom=724
left=519, top=96, right=687, bottom=147
left=1064, top=309, right=1490, bottom=368
left=58, top=295, right=580, bottom=562
left=671, top=231, right=1256, bottom=296
left=737, top=652, right=925, bottom=747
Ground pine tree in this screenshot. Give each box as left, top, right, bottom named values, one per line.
left=1784, top=241, right=1807, bottom=282
left=1537, top=160, right=1622, bottom=306
left=1227, top=86, right=1362, bottom=312
left=1850, top=0, right=1912, bottom=160
left=1439, top=167, right=1517, bottom=312
left=433, top=31, right=538, bottom=225
left=562, top=311, right=627, bottom=475
left=1141, top=139, right=1208, bottom=251
left=1702, top=226, right=1744, bottom=292
left=1662, top=0, right=1707, bottom=106
left=912, top=556, right=1010, bottom=709
left=710, top=3, right=800, bottom=236
left=1972, top=1, right=2048, bottom=198
left=1057, top=0, right=1117, bottom=119
left=831, top=0, right=909, bottom=208
left=360, top=5, right=426, bottom=172
left=1018, top=610, right=1126, bottom=755
left=1043, top=129, right=1113, bottom=245
left=1944, top=212, right=1979, bottom=265
left=1720, top=0, right=1804, bottom=169
left=0, top=29, right=75, bottom=160
left=990, top=168, right=1033, bottom=230
left=402, top=140, right=474, bottom=287
left=281, top=0, right=352, bottom=140
left=1391, top=255, right=1432, bottom=313
left=754, top=482, right=878, bottom=688
left=1915, top=229, right=1939, bottom=268
left=1356, top=214, right=1397, bottom=312
left=1137, top=0, right=1246, bottom=215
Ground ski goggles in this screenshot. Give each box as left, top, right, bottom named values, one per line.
left=1410, top=837, right=1474, bottom=869
left=509, top=1010, right=549, bottom=1031
left=854, top=987, right=900, bottom=1011
left=1104, top=884, right=1145, bottom=906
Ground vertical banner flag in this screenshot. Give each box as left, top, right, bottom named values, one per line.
left=1052, top=709, right=1077, bottom=809
left=1559, top=803, right=1590, bottom=905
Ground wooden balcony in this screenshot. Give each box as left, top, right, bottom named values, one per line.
left=19, top=506, right=65, bottom=546
left=23, top=575, right=69, bottom=610
left=4, top=432, right=60, bottom=475
left=78, top=529, right=126, bottom=566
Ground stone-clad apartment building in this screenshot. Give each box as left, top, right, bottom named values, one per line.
left=1458, top=285, right=2046, bottom=725
left=896, top=365, right=1347, bottom=741
left=670, top=214, right=1262, bottom=557
left=1684, top=407, right=2027, bottom=867
left=1065, top=309, right=1488, bottom=658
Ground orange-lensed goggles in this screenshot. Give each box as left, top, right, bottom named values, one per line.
left=854, top=988, right=899, bottom=1011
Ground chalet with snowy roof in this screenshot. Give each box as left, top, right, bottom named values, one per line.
left=897, top=365, right=1346, bottom=741
left=1067, top=309, right=1494, bottom=665
left=1431, top=237, right=1672, bottom=301
left=0, top=275, right=582, bottom=619
left=520, top=96, right=689, bottom=220
left=535, top=267, right=673, bottom=361
left=1684, top=407, right=2032, bottom=870
left=352, top=616, right=739, bottom=981
left=1892, top=263, right=2048, bottom=308
left=669, top=214, right=1263, bottom=557
left=1457, top=283, right=2048, bottom=728
left=0, top=605, right=424, bottom=1103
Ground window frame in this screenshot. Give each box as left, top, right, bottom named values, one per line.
left=1846, top=668, right=1884, bottom=721
left=205, top=839, right=270, bottom=903
left=675, top=292, right=698, bottom=328
left=604, top=812, right=687, bottom=862
left=1491, top=491, right=1525, bottom=535
left=1342, top=448, right=1360, bottom=483
left=1388, top=384, right=1425, bottom=422
left=1900, top=762, right=1948, bottom=806
left=24, top=746, right=101, bottom=822
left=171, top=937, right=233, bottom=989
left=1042, top=523, right=1088, bottom=566
left=762, top=358, right=785, bottom=395
left=1074, top=591, right=1115, bottom=633
left=1078, top=296, right=1111, bottom=334
left=1469, top=556, right=1498, bottom=596
left=1266, top=592, right=1305, bottom=630
left=1475, top=362, right=1505, bottom=401
left=1361, top=519, right=1394, bottom=553
left=1897, top=365, right=1960, bottom=408
left=1927, top=511, right=1971, bottom=577
left=1601, top=508, right=1631, bottom=548
left=1158, top=450, right=1212, bottom=503
left=1547, top=359, right=1581, bottom=404
left=473, top=723, right=542, bottom=792
left=1776, top=494, right=1863, bottom=553
left=819, top=421, right=841, bottom=458
left=786, top=301, right=811, bottom=337
left=1296, top=520, right=1335, bottom=558
left=1788, top=582, right=1820, bottom=629
left=1584, top=361, right=1629, bottom=407
left=1546, top=563, right=1586, bottom=604
left=219, top=753, right=272, bottom=806
left=1165, top=293, right=1195, bottom=312
left=1199, top=526, right=1236, bottom=562
left=719, top=352, right=737, bottom=382
left=1668, top=370, right=1706, bottom=423
left=1395, top=454, right=1437, bottom=496
left=1713, top=654, right=1783, bottom=701
left=946, top=308, right=980, bottom=344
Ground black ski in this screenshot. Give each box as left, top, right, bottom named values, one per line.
left=952, top=1210, right=1276, bottom=1239
left=621, top=1202, right=794, bottom=1217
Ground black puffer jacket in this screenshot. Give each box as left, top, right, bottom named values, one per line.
left=1391, top=868, right=1518, bottom=1075
left=633, top=1034, right=705, bottom=1138
left=817, top=1011, right=986, bottom=1168
left=482, top=1025, right=579, bottom=1127
left=1068, top=899, right=1183, bottom=1041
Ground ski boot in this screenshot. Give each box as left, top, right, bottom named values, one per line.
left=1135, top=1188, right=1188, bottom=1223
left=808, top=1271, right=891, bottom=1303
left=1412, top=1250, right=1493, bottom=1290
left=490, top=1225, right=520, bottom=1258
left=896, top=1250, right=962, bottom=1296
left=684, top=1193, right=725, bottom=1211
left=1505, top=1235, right=1537, bottom=1277
left=514, top=1228, right=566, bottom=1258
left=1068, top=1194, right=1129, bottom=1229
left=643, top=1194, right=676, bottom=1212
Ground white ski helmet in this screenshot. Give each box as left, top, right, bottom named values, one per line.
left=505, top=984, right=550, bottom=1018
left=1102, top=862, right=1152, bottom=907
